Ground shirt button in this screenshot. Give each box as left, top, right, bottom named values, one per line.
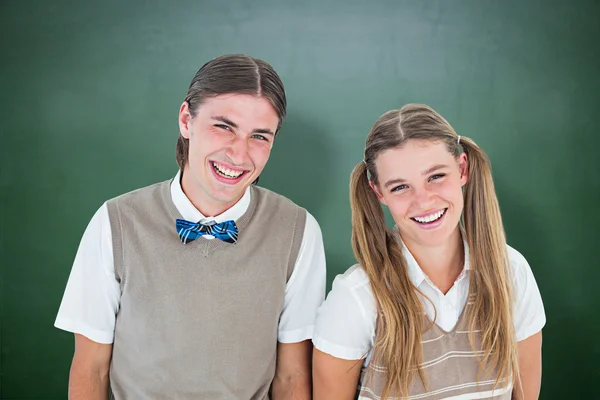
left=444, top=302, right=452, bottom=309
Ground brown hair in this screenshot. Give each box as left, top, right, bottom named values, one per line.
left=176, top=54, right=287, bottom=170
left=350, top=104, right=517, bottom=397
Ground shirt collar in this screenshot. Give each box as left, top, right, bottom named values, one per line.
left=170, top=170, right=251, bottom=223
left=398, top=229, right=471, bottom=288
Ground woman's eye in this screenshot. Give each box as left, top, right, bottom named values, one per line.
left=391, top=184, right=408, bottom=192
left=429, top=173, right=445, bottom=181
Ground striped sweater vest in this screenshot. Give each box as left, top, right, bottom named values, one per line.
left=358, top=295, right=512, bottom=400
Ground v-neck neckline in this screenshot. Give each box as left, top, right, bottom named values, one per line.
left=423, top=294, right=474, bottom=336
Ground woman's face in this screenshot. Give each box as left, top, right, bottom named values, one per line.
left=371, top=139, right=468, bottom=249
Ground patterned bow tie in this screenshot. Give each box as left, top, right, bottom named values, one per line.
left=176, top=219, right=238, bottom=244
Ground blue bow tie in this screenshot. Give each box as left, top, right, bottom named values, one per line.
left=176, top=219, right=238, bottom=244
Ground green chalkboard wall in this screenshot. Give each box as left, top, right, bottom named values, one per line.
left=1, top=0, right=598, bottom=398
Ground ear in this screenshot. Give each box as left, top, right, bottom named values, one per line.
left=368, top=180, right=387, bottom=206
left=458, top=152, right=469, bottom=186
left=179, top=101, right=193, bottom=139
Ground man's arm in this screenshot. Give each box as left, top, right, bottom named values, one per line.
left=512, top=331, right=543, bottom=400
left=68, top=334, right=113, bottom=400
left=53, top=204, right=120, bottom=398
left=272, top=212, right=325, bottom=399
left=271, top=340, right=312, bottom=400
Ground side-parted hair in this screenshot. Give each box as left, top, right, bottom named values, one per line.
left=176, top=54, right=287, bottom=170
left=350, top=104, right=517, bottom=398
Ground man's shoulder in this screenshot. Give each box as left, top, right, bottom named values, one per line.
left=249, top=185, right=313, bottom=238
left=251, top=185, right=306, bottom=213
left=107, top=179, right=171, bottom=207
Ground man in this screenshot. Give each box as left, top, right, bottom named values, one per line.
left=55, top=54, right=326, bottom=399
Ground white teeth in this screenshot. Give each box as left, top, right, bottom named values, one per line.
left=414, top=209, right=445, bottom=223
left=212, top=162, right=243, bottom=178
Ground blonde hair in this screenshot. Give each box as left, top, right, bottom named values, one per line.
left=350, top=104, right=517, bottom=398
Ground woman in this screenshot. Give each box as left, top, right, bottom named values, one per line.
left=312, top=104, right=545, bottom=399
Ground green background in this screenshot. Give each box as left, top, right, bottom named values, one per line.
left=1, top=0, right=598, bottom=398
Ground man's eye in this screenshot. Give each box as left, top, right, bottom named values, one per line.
left=252, top=134, right=269, bottom=141
left=214, top=124, right=231, bottom=131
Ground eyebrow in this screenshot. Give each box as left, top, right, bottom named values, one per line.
left=423, top=164, right=449, bottom=176
left=212, top=116, right=275, bottom=136
left=383, top=164, right=450, bottom=188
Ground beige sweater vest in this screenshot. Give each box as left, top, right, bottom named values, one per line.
left=105, top=180, right=306, bottom=399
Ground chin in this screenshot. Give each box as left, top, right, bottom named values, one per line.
left=400, top=225, right=444, bottom=245
left=422, top=226, right=460, bottom=245
left=214, top=182, right=249, bottom=199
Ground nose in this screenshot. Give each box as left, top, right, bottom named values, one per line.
left=413, top=186, right=435, bottom=209
left=225, top=136, right=249, bottom=165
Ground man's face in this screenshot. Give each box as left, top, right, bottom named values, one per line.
left=179, top=93, right=280, bottom=216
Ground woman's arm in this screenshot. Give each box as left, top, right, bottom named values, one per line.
left=513, top=331, right=543, bottom=400
left=313, top=349, right=364, bottom=400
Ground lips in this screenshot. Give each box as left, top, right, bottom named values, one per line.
left=411, top=208, right=447, bottom=224
left=211, top=161, right=246, bottom=179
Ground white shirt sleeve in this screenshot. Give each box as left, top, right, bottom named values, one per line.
left=54, top=203, right=121, bottom=344
left=277, top=211, right=327, bottom=343
left=508, top=246, right=546, bottom=341
left=312, top=266, right=377, bottom=360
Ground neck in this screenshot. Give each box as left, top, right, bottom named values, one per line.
left=180, top=169, right=240, bottom=217
left=403, top=227, right=465, bottom=294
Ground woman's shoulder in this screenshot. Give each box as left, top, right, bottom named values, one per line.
left=505, top=243, right=535, bottom=278
left=327, top=264, right=377, bottom=315
left=314, top=264, right=378, bottom=360
left=333, top=263, right=372, bottom=289
left=504, top=243, right=546, bottom=340
left=506, top=244, right=527, bottom=264
left=329, top=264, right=378, bottom=327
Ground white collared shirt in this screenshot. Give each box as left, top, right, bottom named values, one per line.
left=55, top=172, right=327, bottom=344
left=170, top=170, right=251, bottom=234
left=312, top=240, right=546, bottom=364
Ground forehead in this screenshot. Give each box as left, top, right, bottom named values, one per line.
left=194, top=93, right=280, bottom=130
left=375, top=139, right=455, bottom=177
